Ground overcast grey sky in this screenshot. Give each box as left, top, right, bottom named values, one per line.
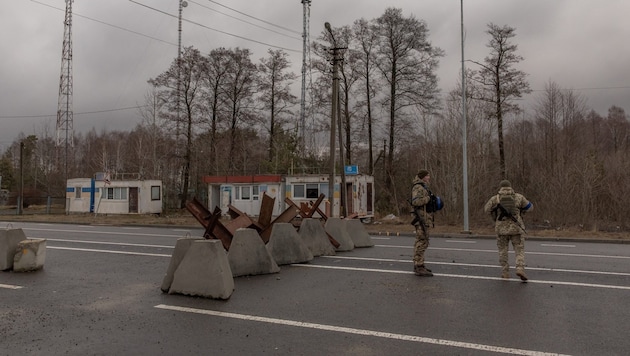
left=1, top=0, right=629, bottom=150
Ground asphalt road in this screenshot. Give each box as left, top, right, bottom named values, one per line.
left=1, top=222, right=629, bottom=355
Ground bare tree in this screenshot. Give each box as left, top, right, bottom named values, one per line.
left=352, top=18, right=381, bottom=174
left=223, top=48, right=257, bottom=174
left=138, top=87, right=169, bottom=177
left=373, top=7, right=443, bottom=199
left=469, top=23, right=531, bottom=179
left=149, top=46, right=207, bottom=207
left=257, top=49, right=298, bottom=165
left=203, top=48, right=232, bottom=174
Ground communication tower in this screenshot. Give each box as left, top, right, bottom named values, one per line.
left=299, top=0, right=311, bottom=151
left=56, top=0, right=74, bottom=150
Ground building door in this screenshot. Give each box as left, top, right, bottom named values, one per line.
left=346, top=182, right=354, bottom=215
left=129, top=187, right=138, bottom=213
left=367, top=182, right=373, bottom=214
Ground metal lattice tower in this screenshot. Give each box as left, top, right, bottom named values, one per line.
left=299, top=0, right=311, bottom=151
left=56, top=0, right=74, bottom=149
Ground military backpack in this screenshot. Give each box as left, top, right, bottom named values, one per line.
left=498, top=193, right=518, bottom=217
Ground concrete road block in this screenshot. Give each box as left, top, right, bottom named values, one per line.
left=228, top=228, right=280, bottom=277
left=345, top=219, right=375, bottom=248
left=161, top=237, right=203, bottom=292
left=13, top=239, right=47, bottom=272
left=325, top=218, right=354, bottom=252
left=298, top=219, right=336, bottom=257
left=266, top=223, right=313, bottom=265
left=1, top=228, right=27, bottom=271
left=168, top=239, right=234, bottom=300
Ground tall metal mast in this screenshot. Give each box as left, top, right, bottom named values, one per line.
left=299, top=0, right=311, bottom=151
left=56, top=0, right=74, bottom=179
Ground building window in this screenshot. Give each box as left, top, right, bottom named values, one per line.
left=241, top=186, right=251, bottom=200
left=75, top=187, right=81, bottom=199
left=293, top=184, right=305, bottom=198
left=319, top=183, right=329, bottom=198
left=151, top=186, right=161, bottom=201
left=252, top=185, right=259, bottom=201
left=104, top=187, right=128, bottom=200
left=306, top=184, right=319, bottom=199
left=230, top=185, right=261, bottom=201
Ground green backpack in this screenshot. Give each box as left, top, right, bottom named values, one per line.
left=498, top=193, right=518, bottom=217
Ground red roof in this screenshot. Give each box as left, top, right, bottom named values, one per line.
left=202, top=175, right=283, bottom=184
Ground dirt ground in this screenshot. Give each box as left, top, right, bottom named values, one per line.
left=1, top=206, right=628, bottom=241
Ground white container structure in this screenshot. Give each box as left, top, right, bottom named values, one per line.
left=66, top=177, right=163, bottom=214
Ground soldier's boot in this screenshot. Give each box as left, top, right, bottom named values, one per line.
left=516, top=268, right=528, bottom=281
left=501, top=270, right=510, bottom=279
left=414, top=265, right=433, bottom=277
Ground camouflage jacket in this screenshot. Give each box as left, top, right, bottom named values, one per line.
left=483, top=187, right=533, bottom=235
left=410, top=176, right=434, bottom=227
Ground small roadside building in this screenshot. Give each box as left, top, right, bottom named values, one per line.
left=66, top=177, right=163, bottom=214
left=203, top=173, right=374, bottom=220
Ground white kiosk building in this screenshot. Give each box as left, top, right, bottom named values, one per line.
left=203, top=173, right=374, bottom=220
left=66, top=177, right=163, bottom=214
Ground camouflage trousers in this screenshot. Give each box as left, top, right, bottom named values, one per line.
left=497, top=234, right=525, bottom=272
left=413, top=225, right=430, bottom=266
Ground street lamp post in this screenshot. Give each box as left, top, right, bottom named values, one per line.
left=460, top=0, right=470, bottom=233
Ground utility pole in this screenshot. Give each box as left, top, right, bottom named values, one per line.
left=18, top=142, right=24, bottom=215
left=337, top=81, right=347, bottom=217
left=177, top=0, right=188, bottom=208
left=325, top=22, right=342, bottom=217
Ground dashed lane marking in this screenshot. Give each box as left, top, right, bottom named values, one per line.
left=0, top=283, right=23, bottom=290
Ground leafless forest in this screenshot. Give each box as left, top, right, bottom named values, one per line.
left=1, top=8, right=628, bottom=232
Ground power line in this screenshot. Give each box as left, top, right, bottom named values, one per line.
left=30, top=0, right=177, bottom=46
left=0, top=106, right=146, bottom=120
left=129, top=0, right=300, bottom=53
left=188, top=0, right=302, bottom=41
left=207, top=0, right=301, bottom=35
left=530, top=86, right=630, bottom=92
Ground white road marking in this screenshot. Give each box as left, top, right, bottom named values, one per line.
left=444, top=240, right=477, bottom=244
left=293, top=264, right=630, bottom=290
left=541, top=244, right=575, bottom=248
left=154, top=304, right=570, bottom=356
left=122, top=227, right=141, bottom=230
left=0, top=283, right=23, bottom=290
left=23, top=227, right=183, bottom=238
left=44, top=238, right=173, bottom=249
left=377, top=245, right=630, bottom=260
left=41, top=240, right=630, bottom=278
left=320, top=255, right=630, bottom=277
left=48, top=246, right=171, bottom=257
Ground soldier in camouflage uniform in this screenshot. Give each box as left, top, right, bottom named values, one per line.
left=410, top=169, right=434, bottom=277
left=484, top=180, right=533, bottom=281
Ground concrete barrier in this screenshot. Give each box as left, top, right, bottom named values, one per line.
left=161, top=237, right=203, bottom=293
left=266, top=223, right=313, bottom=265
left=168, top=239, right=234, bottom=300
left=1, top=228, right=27, bottom=271
left=13, top=239, right=47, bottom=272
left=298, top=218, right=336, bottom=257
left=345, top=219, right=375, bottom=248
left=228, top=228, right=280, bottom=277
left=325, top=218, right=354, bottom=252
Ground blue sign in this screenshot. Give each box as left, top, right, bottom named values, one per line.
left=344, top=165, right=358, bottom=175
